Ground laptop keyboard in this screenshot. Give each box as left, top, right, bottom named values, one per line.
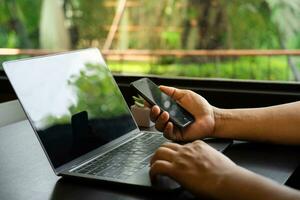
left=73, top=132, right=168, bottom=180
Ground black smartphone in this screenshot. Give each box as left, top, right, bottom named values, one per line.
left=130, top=78, right=194, bottom=129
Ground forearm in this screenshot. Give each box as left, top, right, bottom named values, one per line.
left=215, top=166, right=300, bottom=200
left=212, top=101, right=300, bottom=144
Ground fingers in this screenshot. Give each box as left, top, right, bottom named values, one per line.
left=162, top=123, right=184, bottom=141
left=150, top=146, right=177, bottom=165
left=150, top=105, right=161, bottom=122
left=150, top=105, right=170, bottom=132
left=159, top=86, right=186, bottom=102
left=149, top=160, right=173, bottom=181
left=163, top=122, right=174, bottom=140
left=149, top=106, right=176, bottom=140
left=155, top=111, right=169, bottom=131
left=161, top=142, right=181, bottom=151
left=149, top=144, right=180, bottom=182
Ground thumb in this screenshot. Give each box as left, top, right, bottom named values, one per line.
left=159, top=86, right=186, bottom=102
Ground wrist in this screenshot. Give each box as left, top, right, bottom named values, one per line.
left=212, top=165, right=245, bottom=199
left=211, top=106, right=225, bottom=138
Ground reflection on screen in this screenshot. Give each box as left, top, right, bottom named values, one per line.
left=5, top=49, right=137, bottom=169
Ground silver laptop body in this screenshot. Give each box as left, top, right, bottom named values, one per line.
left=3, top=48, right=176, bottom=189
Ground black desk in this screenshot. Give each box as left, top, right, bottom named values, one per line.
left=0, top=120, right=300, bottom=200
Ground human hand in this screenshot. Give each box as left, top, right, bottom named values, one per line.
left=150, top=141, right=237, bottom=199
left=150, top=86, right=216, bottom=141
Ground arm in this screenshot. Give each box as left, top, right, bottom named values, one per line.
left=150, top=86, right=300, bottom=199
left=151, top=86, right=300, bottom=145
left=219, top=165, right=300, bottom=200
left=213, top=102, right=300, bottom=144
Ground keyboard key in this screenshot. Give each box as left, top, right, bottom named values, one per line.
left=73, top=133, right=168, bottom=179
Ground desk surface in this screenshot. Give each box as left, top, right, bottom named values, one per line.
left=0, top=120, right=300, bottom=200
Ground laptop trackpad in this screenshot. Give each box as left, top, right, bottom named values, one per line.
left=154, top=174, right=181, bottom=190
left=127, top=167, right=181, bottom=190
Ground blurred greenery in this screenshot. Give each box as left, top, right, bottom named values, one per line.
left=1, top=0, right=300, bottom=81
left=0, top=0, right=41, bottom=48
left=108, top=56, right=290, bottom=81
left=68, top=63, right=128, bottom=118
left=2, top=0, right=300, bottom=50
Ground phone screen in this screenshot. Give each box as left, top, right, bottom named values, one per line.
left=131, top=78, right=194, bottom=128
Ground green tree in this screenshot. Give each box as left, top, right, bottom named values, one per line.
left=40, top=0, right=71, bottom=49
left=0, top=0, right=41, bottom=48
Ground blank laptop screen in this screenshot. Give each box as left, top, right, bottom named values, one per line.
left=4, top=49, right=137, bottom=169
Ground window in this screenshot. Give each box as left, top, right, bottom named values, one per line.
left=1, top=0, right=300, bottom=82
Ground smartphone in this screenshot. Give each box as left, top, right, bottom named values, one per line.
left=130, top=78, right=194, bottom=129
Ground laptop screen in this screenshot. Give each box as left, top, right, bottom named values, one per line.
left=4, top=49, right=137, bottom=169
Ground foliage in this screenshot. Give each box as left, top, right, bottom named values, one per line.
left=161, top=31, right=181, bottom=49
left=108, top=56, right=291, bottom=81
left=68, top=0, right=113, bottom=48
left=133, top=95, right=144, bottom=107
left=0, top=0, right=41, bottom=48
left=1, top=0, right=300, bottom=50
left=225, top=0, right=280, bottom=49
left=1, top=0, right=300, bottom=81
left=265, top=0, right=300, bottom=47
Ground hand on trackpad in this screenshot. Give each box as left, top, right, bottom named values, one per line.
left=152, top=175, right=181, bottom=190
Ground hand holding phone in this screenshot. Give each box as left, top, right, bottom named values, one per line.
left=130, top=78, right=194, bottom=129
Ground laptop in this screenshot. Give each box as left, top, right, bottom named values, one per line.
left=3, top=48, right=230, bottom=189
